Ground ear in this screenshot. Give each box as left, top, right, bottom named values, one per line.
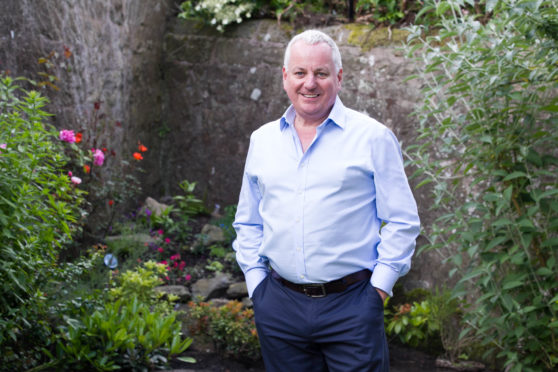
left=336, top=68, right=343, bottom=88
left=282, top=66, right=287, bottom=81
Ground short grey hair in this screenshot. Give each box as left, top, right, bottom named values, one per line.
left=283, top=30, right=342, bottom=74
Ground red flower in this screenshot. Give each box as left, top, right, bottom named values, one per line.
left=115, top=121, right=122, bottom=127
left=63, top=45, right=72, bottom=59
left=138, top=143, right=148, bottom=152
left=108, top=200, right=114, bottom=206
left=94, top=101, right=102, bottom=110
left=158, top=247, right=164, bottom=253
left=84, top=164, right=90, bottom=173
left=102, top=147, right=107, bottom=153
left=165, top=237, right=171, bottom=244
left=133, top=152, right=143, bottom=161
left=75, top=132, right=82, bottom=143
left=111, top=150, right=116, bottom=157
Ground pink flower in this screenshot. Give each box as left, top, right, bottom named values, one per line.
left=185, top=274, right=192, bottom=281
left=179, top=261, right=186, bottom=271
left=157, top=247, right=164, bottom=253
left=173, top=261, right=178, bottom=268
left=0, top=143, right=6, bottom=152
left=165, top=237, right=171, bottom=244
left=70, top=176, right=82, bottom=185
left=161, top=260, right=168, bottom=265
left=59, top=130, right=76, bottom=143
left=68, top=171, right=73, bottom=177
left=92, top=149, right=105, bottom=166
left=165, top=276, right=170, bottom=281
left=157, top=229, right=164, bottom=235
left=170, top=254, right=181, bottom=261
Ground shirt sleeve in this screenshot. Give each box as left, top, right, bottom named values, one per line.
left=232, top=134, right=269, bottom=297
left=370, top=128, right=421, bottom=297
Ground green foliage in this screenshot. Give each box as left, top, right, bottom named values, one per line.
left=405, top=0, right=558, bottom=370
left=386, top=299, right=439, bottom=347
left=47, top=261, right=193, bottom=371
left=188, top=300, right=260, bottom=361
left=109, top=260, right=177, bottom=312
left=178, top=0, right=419, bottom=32
left=357, top=0, right=405, bottom=24
left=166, top=180, right=207, bottom=242
left=0, top=76, right=86, bottom=369
left=53, top=297, right=193, bottom=371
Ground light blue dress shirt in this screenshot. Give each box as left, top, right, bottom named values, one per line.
left=233, top=97, right=420, bottom=298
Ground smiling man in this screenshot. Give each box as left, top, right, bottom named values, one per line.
left=233, top=30, right=420, bottom=372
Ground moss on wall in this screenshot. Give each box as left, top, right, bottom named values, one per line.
left=345, top=23, right=409, bottom=51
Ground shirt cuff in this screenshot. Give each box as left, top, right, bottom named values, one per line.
left=245, top=267, right=269, bottom=298
left=371, top=263, right=400, bottom=297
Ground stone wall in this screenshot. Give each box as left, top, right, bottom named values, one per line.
left=0, top=6, right=447, bottom=290
left=0, top=0, right=173, bottom=185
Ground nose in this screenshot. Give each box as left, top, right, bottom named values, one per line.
left=303, top=74, right=317, bottom=90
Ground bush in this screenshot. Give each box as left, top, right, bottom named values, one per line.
left=52, top=297, right=192, bottom=371
left=0, top=76, right=85, bottom=369
left=405, top=0, right=558, bottom=370
left=47, top=261, right=193, bottom=371
left=188, top=300, right=260, bottom=361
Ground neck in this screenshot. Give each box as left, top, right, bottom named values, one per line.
left=294, top=112, right=329, bottom=129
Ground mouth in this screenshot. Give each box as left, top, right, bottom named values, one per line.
left=301, top=93, right=319, bottom=98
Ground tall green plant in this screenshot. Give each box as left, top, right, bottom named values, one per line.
left=0, top=76, right=85, bottom=369
left=405, top=0, right=558, bottom=370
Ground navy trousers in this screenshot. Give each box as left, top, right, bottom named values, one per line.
left=252, top=273, right=389, bottom=372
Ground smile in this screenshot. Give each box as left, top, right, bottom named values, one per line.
left=302, top=94, right=319, bottom=98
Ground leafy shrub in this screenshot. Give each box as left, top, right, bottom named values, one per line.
left=52, top=297, right=193, bottom=371
left=0, top=76, right=85, bottom=369
left=405, top=0, right=558, bottom=370
left=179, top=0, right=257, bottom=32
left=47, top=261, right=193, bottom=371
left=188, top=300, right=260, bottom=361
left=386, top=300, right=439, bottom=347
left=109, top=260, right=178, bottom=313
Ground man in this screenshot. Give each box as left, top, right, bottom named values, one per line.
left=233, top=29, right=420, bottom=372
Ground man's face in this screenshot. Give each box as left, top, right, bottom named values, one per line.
left=283, top=41, right=342, bottom=124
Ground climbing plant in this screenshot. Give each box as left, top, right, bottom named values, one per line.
left=405, top=0, right=558, bottom=370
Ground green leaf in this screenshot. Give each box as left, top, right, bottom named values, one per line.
left=177, top=356, right=196, bottom=363
left=503, top=171, right=528, bottom=181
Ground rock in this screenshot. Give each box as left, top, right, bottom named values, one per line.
left=207, top=298, right=230, bottom=308
left=143, top=196, right=171, bottom=217
left=227, top=281, right=248, bottom=299
left=195, top=224, right=226, bottom=247
left=435, top=358, right=486, bottom=371
left=191, top=273, right=232, bottom=301
left=241, top=297, right=253, bottom=308
left=155, top=285, right=192, bottom=303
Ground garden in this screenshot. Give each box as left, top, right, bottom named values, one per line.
left=1, top=0, right=557, bottom=371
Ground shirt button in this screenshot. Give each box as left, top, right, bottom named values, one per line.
left=300, top=275, right=304, bottom=279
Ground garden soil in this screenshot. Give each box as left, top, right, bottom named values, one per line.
left=169, top=343, right=486, bottom=372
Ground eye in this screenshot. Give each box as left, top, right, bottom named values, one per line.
left=317, top=72, right=328, bottom=78
left=294, top=71, right=305, bottom=76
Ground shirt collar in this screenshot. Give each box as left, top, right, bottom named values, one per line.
left=280, top=96, right=346, bottom=131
